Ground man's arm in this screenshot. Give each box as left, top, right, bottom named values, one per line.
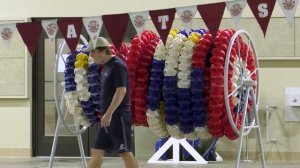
left=101, top=63, right=128, bottom=127
left=105, top=87, right=126, bottom=116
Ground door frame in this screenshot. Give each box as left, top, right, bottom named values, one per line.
left=32, top=19, right=90, bottom=156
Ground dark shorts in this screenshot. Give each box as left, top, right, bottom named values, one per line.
left=94, top=110, right=132, bottom=154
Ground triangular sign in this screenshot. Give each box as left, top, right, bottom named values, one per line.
left=277, top=0, right=299, bottom=24
left=129, top=11, right=149, bottom=38
left=57, top=18, right=83, bottom=53
left=176, top=6, right=197, bottom=33
left=197, top=2, right=226, bottom=38
left=103, top=14, right=129, bottom=51
left=41, top=19, right=59, bottom=42
left=17, top=22, right=43, bottom=57
left=82, top=16, right=103, bottom=48
left=248, top=0, right=276, bottom=37
left=0, top=24, right=16, bottom=49
left=226, top=0, right=248, bottom=26
left=150, top=8, right=176, bottom=45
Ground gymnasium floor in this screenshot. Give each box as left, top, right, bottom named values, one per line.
left=0, top=158, right=299, bottom=168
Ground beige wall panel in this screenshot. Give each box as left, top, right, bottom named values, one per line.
left=0, top=100, right=31, bottom=148
left=221, top=18, right=294, bottom=57
left=134, top=126, right=158, bottom=158
left=295, top=18, right=300, bottom=57
left=0, top=58, right=25, bottom=96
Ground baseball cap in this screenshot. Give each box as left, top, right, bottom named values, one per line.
left=84, top=37, right=110, bottom=52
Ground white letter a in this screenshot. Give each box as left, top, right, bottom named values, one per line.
left=67, top=24, right=77, bottom=38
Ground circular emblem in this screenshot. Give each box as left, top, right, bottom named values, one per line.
left=47, top=23, right=57, bottom=36
left=283, top=0, right=295, bottom=10
left=181, top=10, right=193, bottom=23
left=134, top=15, right=145, bottom=28
left=1, top=28, right=13, bottom=40
left=88, top=20, right=99, bottom=33
left=231, top=4, right=242, bottom=16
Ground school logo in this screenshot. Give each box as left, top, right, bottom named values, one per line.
left=1, top=28, right=13, bottom=40
left=88, top=20, right=100, bottom=33
left=119, top=144, right=126, bottom=150
left=134, top=15, right=146, bottom=28
left=283, top=0, right=295, bottom=10
left=231, top=3, right=242, bottom=16
left=47, top=23, right=57, bottom=36
left=181, top=10, right=193, bottom=23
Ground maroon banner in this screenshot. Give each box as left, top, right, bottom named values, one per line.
left=248, top=0, right=276, bottom=37
left=17, top=22, right=42, bottom=57
left=150, top=8, right=176, bottom=45
left=57, top=18, right=83, bottom=53
left=197, top=2, right=226, bottom=38
left=103, top=14, right=129, bottom=51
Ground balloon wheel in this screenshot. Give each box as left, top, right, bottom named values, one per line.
left=224, top=30, right=259, bottom=137
left=54, top=35, right=91, bottom=135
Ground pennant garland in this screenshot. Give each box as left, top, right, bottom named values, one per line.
left=176, top=6, right=197, bottom=33
left=41, top=19, right=58, bottom=42
left=226, top=0, right=248, bottom=26
left=197, top=2, right=226, bottom=38
left=129, top=11, right=149, bottom=38
left=0, top=1, right=299, bottom=54
left=277, top=0, right=299, bottom=23
left=150, top=8, right=176, bottom=45
left=82, top=16, right=103, bottom=49
left=0, top=24, right=16, bottom=49
left=102, top=13, right=129, bottom=51
left=57, top=18, right=83, bottom=53
left=248, top=0, right=276, bottom=37
left=16, top=22, right=42, bottom=56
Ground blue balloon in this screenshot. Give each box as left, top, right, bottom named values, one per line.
left=191, top=69, right=205, bottom=77
left=165, top=117, right=177, bottom=125
left=65, top=86, right=76, bottom=92
left=178, top=101, right=191, bottom=111
left=191, top=88, right=204, bottom=93
left=180, top=30, right=189, bottom=37
left=88, top=63, right=99, bottom=71
left=192, top=94, right=205, bottom=100
left=81, top=101, right=93, bottom=108
left=66, top=55, right=76, bottom=62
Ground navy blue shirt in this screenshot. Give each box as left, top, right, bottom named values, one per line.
left=100, top=56, right=130, bottom=114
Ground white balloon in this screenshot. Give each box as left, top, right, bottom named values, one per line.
left=177, top=79, right=191, bottom=88
left=164, top=69, right=177, bottom=76
left=79, top=92, right=91, bottom=101
left=178, top=71, right=191, bottom=80
left=88, top=57, right=95, bottom=64
left=74, top=68, right=87, bottom=75
left=178, top=63, right=192, bottom=71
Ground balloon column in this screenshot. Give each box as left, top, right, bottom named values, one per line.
left=207, top=29, right=256, bottom=140
left=128, top=29, right=257, bottom=160
left=127, top=31, right=160, bottom=126
left=64, top=46, right=100, bottom=126
left=64, top=43, right=128, bottom=126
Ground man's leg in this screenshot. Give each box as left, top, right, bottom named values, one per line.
left=119, top=152, right=139, bottom=168
left=88, top=148, right=105, bottom=168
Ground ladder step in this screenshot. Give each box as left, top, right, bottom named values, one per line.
left=59, top=124, right=77, bottom=128
left=244, top=125, right=259, bottom=129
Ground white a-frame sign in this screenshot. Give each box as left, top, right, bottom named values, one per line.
left=148, top=137, right=208, bottom=164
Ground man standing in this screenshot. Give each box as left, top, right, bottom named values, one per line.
left=85, top=37, right=138, bottom=168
